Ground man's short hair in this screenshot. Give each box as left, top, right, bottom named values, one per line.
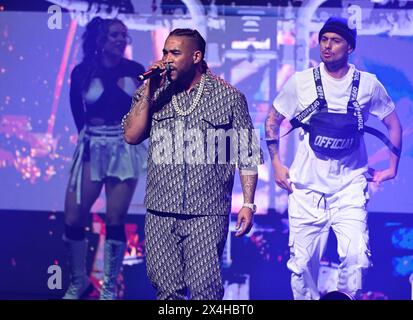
left=168, top=28, right=206, bottom=58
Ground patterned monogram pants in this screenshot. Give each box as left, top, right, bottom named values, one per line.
left=145, top=210, right=229, bottom=300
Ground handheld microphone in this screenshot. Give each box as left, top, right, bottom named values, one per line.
left=137, top=64, right=171, bottom=81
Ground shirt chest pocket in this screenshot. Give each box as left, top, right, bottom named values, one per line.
left=200, top=114, right=232, bottom=131
left=151, top=114, right=175, bottom=131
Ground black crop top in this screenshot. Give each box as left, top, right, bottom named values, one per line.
left=69, top=58, right=145, bottom=132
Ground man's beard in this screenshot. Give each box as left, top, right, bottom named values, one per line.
left=321, top=54, right=348, bottom=71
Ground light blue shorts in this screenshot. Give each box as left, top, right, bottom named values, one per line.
left=69, top=125, right=147, bottom=204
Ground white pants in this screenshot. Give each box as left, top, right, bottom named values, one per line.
left=287, top=175, right=371, bottom=300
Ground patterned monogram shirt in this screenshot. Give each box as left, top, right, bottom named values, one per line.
left=131, top=71, right=263, bottom=216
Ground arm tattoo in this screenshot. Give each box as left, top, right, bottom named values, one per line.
left=124, top=95, right=151, bottom=131
left=265, top=108, right=282, bottom=139
left=123, top=108, right=133, bottom=132
left=265, top=108, right=283, bottom=161
left=266, top=140, right=279, bottom=161
left=132, top=98, right=148, bottom=117
left=240, top=173, right=258, bottom=204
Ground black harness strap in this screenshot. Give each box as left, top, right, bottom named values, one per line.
left=282, top=66, right=400, bottom=157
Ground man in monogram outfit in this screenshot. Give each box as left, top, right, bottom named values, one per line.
left=123, top=28, right=263, bottom=300
left=265, top=17, right=402, bottom=299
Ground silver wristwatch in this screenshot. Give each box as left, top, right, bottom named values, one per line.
left=242, top=203, right=257, bottom=213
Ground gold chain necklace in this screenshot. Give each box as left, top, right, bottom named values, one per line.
left=172, top=74, right=206, bottom=117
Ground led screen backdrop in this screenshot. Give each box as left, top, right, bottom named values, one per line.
left=1, top=10, right=412, bottom=214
